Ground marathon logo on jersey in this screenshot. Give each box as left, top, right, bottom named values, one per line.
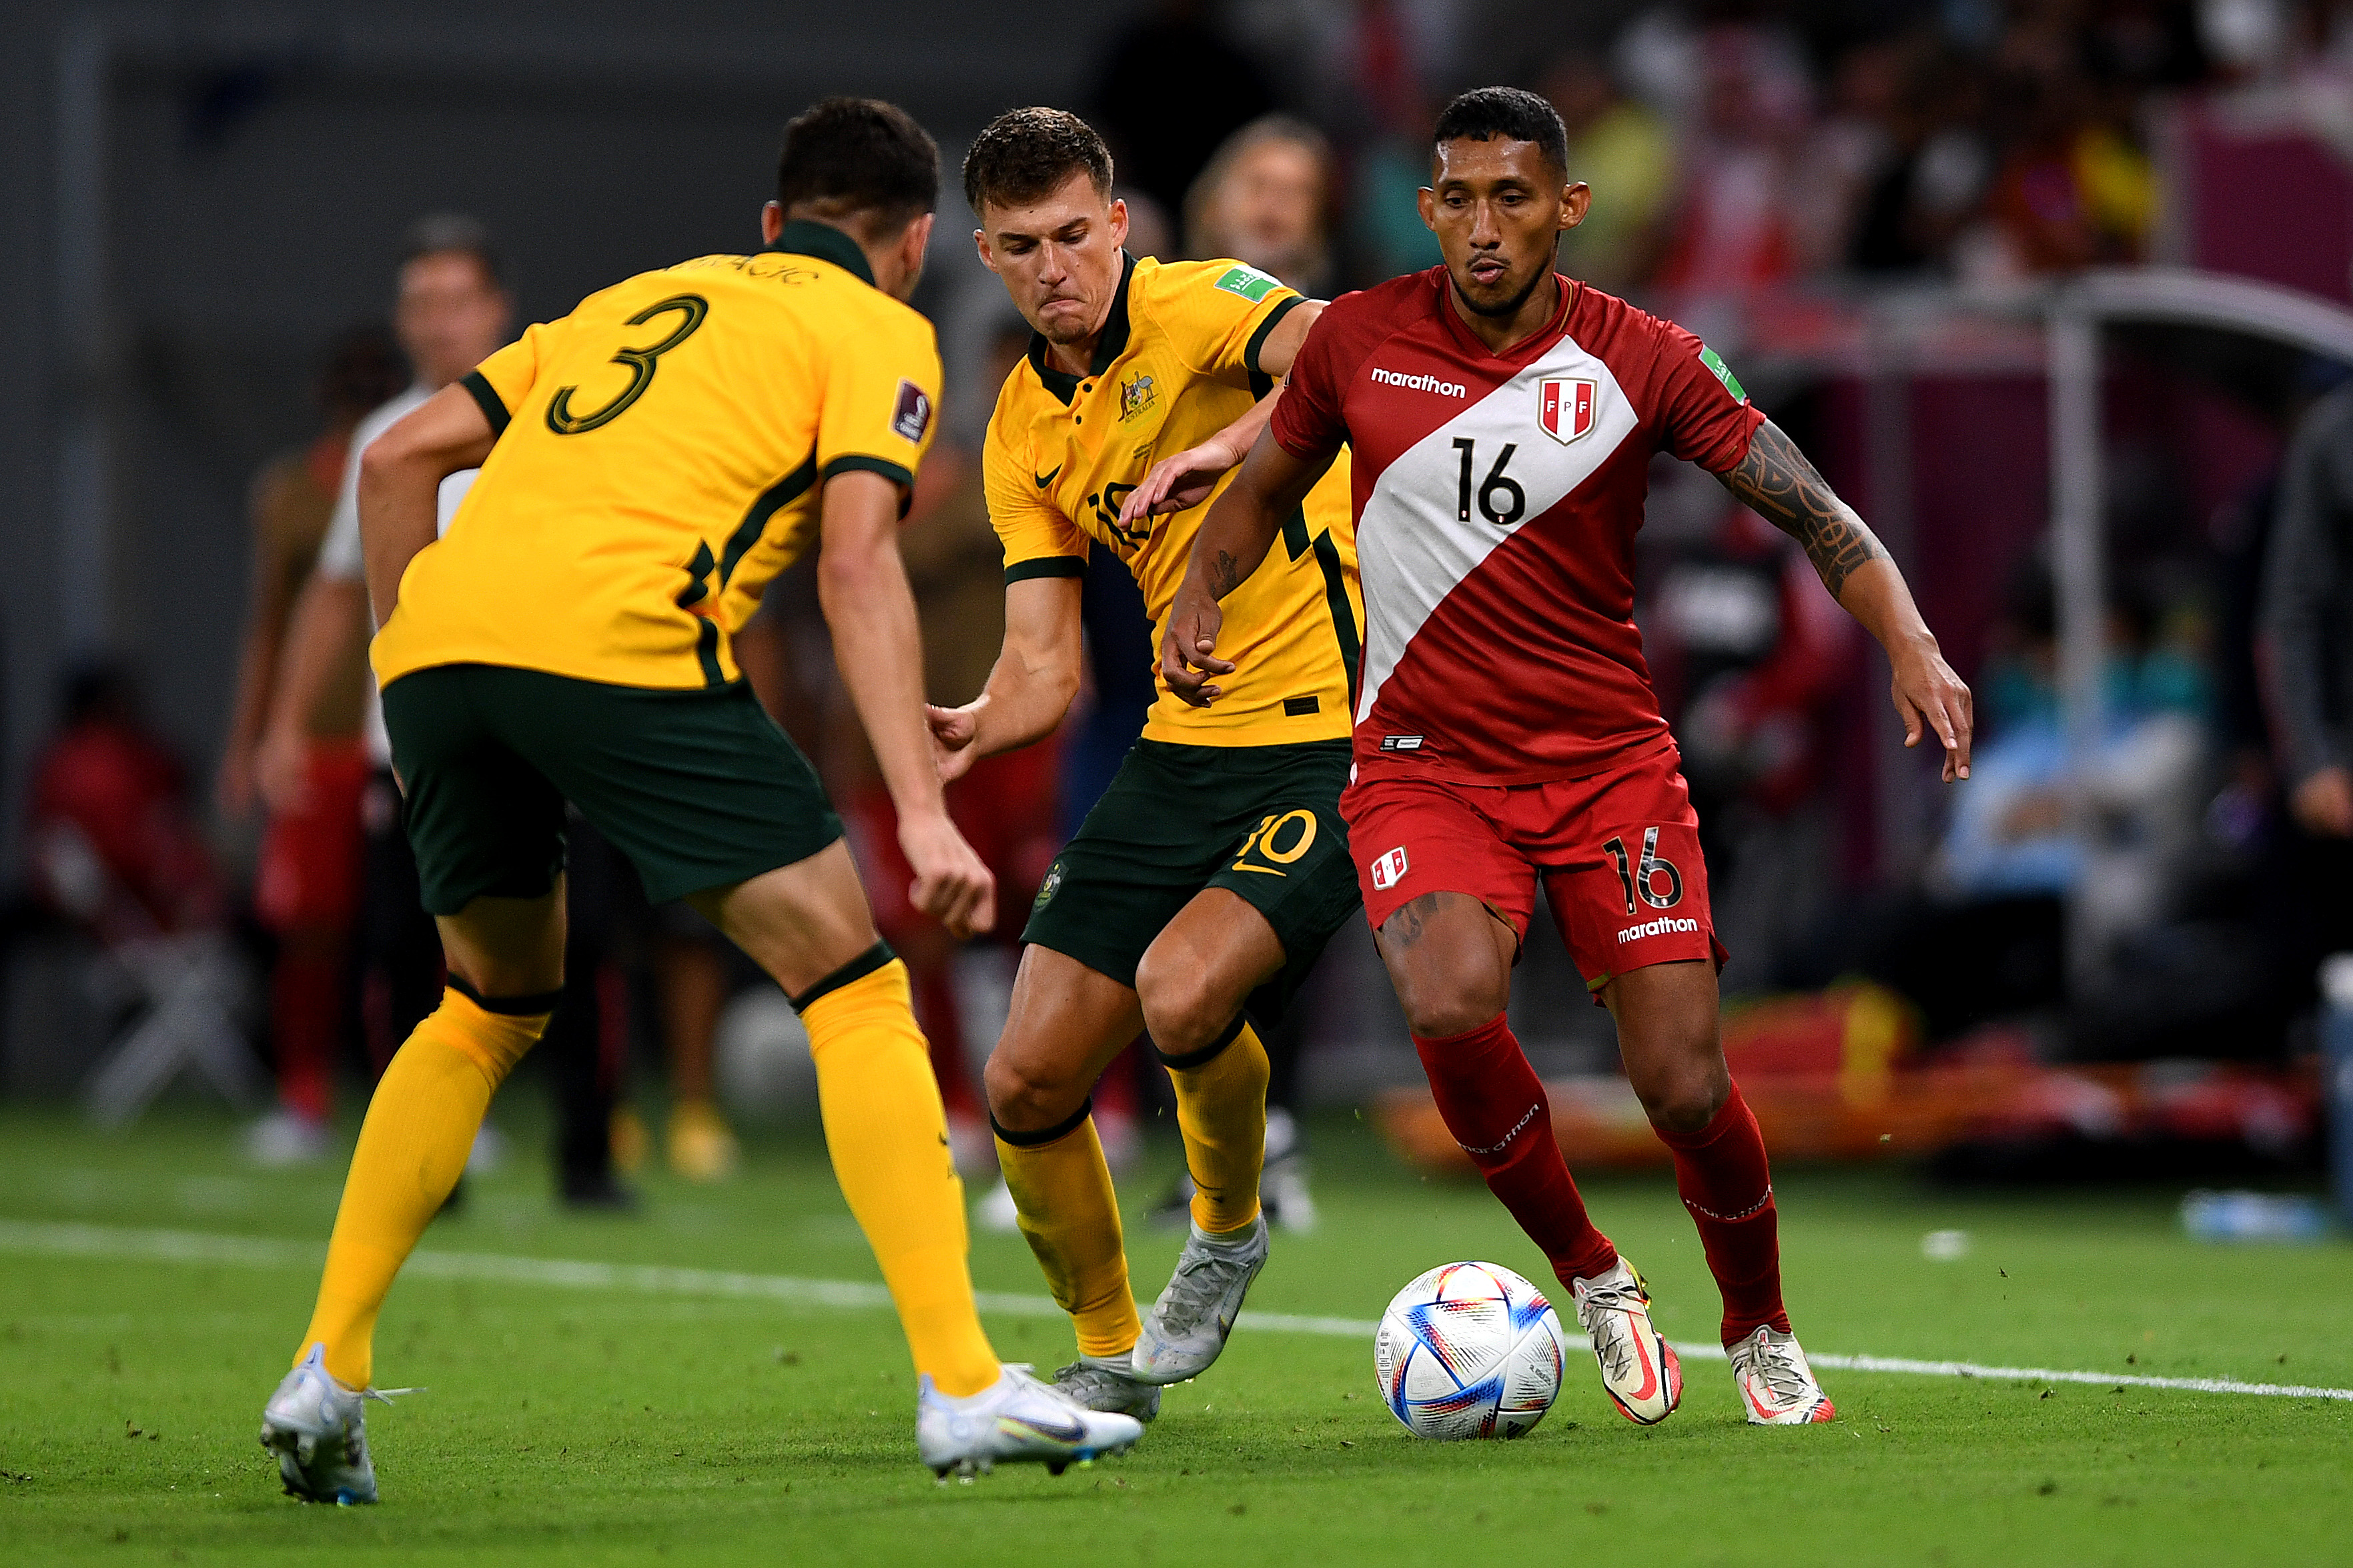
left=1370, top=367, right=1466, bottom=398
left=1617, top=916, right=1700, bottom=944
left=891, top=379, right=933, bottom=444
left=1370, top=846, right=1410, bottom=892
left=1537, top=377, right=1597, bottom=445
left=1379, top=734, right=1425, bottom=752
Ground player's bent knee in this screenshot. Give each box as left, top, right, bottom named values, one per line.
left=982, top=1044, right=1091, bottom=1133
left=1630, top=1060, right=1729, bottom=1134
left=1133, top=952, right=1238, bottom=1059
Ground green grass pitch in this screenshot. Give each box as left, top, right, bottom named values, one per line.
left=1, top=1101, right=2348, bottom=1566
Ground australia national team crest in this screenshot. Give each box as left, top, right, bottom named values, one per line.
left=1536, top=377, right=1596, bottom=445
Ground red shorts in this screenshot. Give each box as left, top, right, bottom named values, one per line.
left=849, top=739, right=1061, bottom=938
left=254, top=738, right=370, bottom=932
left=1342, top=741, right=1727, bottom=1002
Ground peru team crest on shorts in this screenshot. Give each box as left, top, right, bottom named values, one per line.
left=1536, top=377, right=1596, bottom=445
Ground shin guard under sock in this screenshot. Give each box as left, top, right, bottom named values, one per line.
left=993, top=1104, right=1141, bottom=1359
left=801, top=952, right=999, bottom=1397
left=298, top=988, right=548, bottom=1387
left=1412, top=1014, right=1618, bottom=1291
left=1652, top=1081, right=1789, bottom=1342
left=1162, top=1020, right=1270, bottom=1235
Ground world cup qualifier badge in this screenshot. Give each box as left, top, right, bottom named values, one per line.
left=891, top=379, right=933, bottom=444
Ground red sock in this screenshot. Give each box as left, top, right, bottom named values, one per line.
left=271, top=940, right=344, bottom=1124
left=1413, top=1015, right=1618, bottom=1291
left=1651, top=1081, right=1789, bottom=1343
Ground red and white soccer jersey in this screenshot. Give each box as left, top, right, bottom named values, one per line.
left=1270, top=268, right=1763, bottom=786
left=1270, top=269, right=1760, bottom=988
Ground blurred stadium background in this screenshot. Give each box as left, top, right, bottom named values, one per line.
left=3, top=0, right=2353, bottom=1231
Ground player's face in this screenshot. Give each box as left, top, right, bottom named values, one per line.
left=974, top=172, right=1129, bottom=348
left=396, top=251, right=511, bottom=389
left=1418, top=139, right=1588, bottom=319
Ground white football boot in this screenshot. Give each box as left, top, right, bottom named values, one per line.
left=1131, top=1214, right=1269, bottom=1385
left=1570, top=1257, right=1683, bottom=1425
left=917, top=1365, right=1145, bottom=1479
left=1729, top=1326, right=1836, bottom=1425
left=1051, top=1355, right=1162, bottom=1422
left=259, top=1345, right=410, bottom=1504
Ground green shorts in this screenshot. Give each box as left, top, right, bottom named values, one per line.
left=380, top=663, right=842, bottom=916
left=1023, top=736, right=1358, bottom=1026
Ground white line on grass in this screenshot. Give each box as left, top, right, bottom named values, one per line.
left=4, top=1219, right=2346, bottom=1403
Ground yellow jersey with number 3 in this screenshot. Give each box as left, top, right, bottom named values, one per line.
left=372, top=221, right=940, bottom=692
left=985, top=253, right=1359, bottom=747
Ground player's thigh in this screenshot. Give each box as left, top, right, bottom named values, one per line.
left=436, top=887, right=568, bottom=999
left=989, top=943, right=1149, bottom=1125
left=380, top=664, right=568, bottom=934
left=1134, top=888, right=1288, bottom=1051
left=1343, top=777, right=1528, bottom=1034
left=1600, top=960, right=1729, bottom=1131
left=689, top=840, right=883, bottom=1000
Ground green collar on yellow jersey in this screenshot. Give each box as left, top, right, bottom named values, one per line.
left=764, top=219, right=875, bottom=287
left=1027, top=251, right=1135, bottom=406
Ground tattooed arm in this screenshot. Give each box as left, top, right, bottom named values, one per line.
left=1160, top=423, right=1337, bottom=706
left=1716, top=419, right=1975, bottom=782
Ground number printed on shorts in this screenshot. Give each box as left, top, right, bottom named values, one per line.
left=1602, top=827, right=1683, bottom=914
left=546, top=293, right=709, bottom=436
left=1232, top=809, right=1320, bottom=876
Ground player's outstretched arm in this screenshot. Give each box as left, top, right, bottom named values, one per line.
left=925, top=576, right=1084, bottom=783
left=1715, top=420, right=1975, bottom=782
left=818, top=470, right=996, bottom=938
left=1159, top=425, right=1334, bottom=706
left=1117, top=301, right=1326, bottom=530
left=356, top=383, right=495, bottom=628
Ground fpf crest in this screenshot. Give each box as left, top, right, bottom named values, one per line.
left=1536, top=377, right=1596, bottom=445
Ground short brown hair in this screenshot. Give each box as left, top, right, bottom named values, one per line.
left=961, top=107, right=1113, bottom=214
left=777, top=97, right=939, bottom=231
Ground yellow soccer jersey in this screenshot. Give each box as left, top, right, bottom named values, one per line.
left=985, top=254, right=1359, bottom=746
left=373, top=221, right=939, bottom=692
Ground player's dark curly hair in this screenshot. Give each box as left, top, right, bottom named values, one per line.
left=961, top=107, right=1114, bottom=214
left=776, top=97, right=940, bottom=232
left=1432, top=86, right=1568, bottom=177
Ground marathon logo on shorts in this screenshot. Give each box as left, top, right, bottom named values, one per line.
left=1370, top=846, right=1409, bottom=892
left=1617, top=916, right=1700, bottom=944
left=1370, top=367, right=1466, bottom=398
left=891, top=379, right=933, bottom=444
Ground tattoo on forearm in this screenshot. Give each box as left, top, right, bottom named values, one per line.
left=1208, top=550, right=1243, bottom=598
left=1718, top=421, right=1887, bottom=600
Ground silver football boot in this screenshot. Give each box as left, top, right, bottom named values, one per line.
left=1131, top=1214, right=1270, bottom=1385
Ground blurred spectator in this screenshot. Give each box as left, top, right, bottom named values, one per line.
left=1969, top=34, right=2155, bottom=279
left=1651, top=23, right=1816, bottom=297
left=219, top=325, right=400, bottom=1165
left=1185, top=115, right=1338, bottom=294
left=1541, top=53, right=1676, bottom=293
left=30, top=663, right=227, bottom=946
left=1850, top=43, right=1997, bottom=274
left=1649, top=502, right=1856, bottom=992
left=2258, top=377, right=2353, bottom=840
left=1089, top=0, right=1278, bottom=222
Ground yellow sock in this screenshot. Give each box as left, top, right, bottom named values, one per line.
left=1167, top=1022, right=1270, bottom=1235
left=801, top=954, right=999, bottom=1398
left=993, top=1110, right=1139, bottom=1359
left=297, top=989, right=547, bottom=1387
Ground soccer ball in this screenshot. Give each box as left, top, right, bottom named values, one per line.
left=1374, top=1261, right=1568, bottom=1440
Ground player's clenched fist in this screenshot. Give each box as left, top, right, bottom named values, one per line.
left=898, top=807, right=995, bottom=938
left=1158, top=585, right=1235, bottom=706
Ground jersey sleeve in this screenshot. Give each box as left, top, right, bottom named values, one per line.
left=817, top=313, right=941, bottom=512
left=1151, top=259, right=1306, bottom=389
left=458, top=322, right=554, bottom=437
left=1268, top=299, right=1352, bottom=462
left=1642, top=316, right=1767, bottom=474
left=982, top=411, right=1088, bottom=585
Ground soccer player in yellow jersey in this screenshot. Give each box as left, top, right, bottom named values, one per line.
left=256, top=99, right=1143, bottom=1500
left=928, top=109, right=1361, bottom=1420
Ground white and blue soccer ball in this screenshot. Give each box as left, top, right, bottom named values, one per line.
left=1374, top=1261, right=1568, bottom=1440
